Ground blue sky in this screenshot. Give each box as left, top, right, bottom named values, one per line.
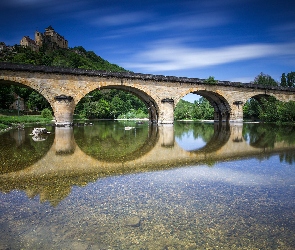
left=1, top=0, right=295, bottom=102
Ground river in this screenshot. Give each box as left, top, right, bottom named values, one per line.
left=0, top=121, right=295, bottom=249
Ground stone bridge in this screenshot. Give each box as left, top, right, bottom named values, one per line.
left=0, top=123, right=294, bottom=205
left=1, top=62, right=295, bottom=125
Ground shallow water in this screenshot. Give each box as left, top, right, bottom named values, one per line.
left=1, top=121, right=295, bottom=249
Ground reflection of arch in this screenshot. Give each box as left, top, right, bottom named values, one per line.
left=0, top=127, right=54, bottom=174
left=249, top=133, right=271, bottom=148
left=74, top=123, right=159, bottom=162
left=192, top=90, right=231, bottom=122
left=181, top=123, right=230, bottom=153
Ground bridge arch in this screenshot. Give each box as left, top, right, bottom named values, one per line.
left=75, top=85, right=159, bottom=123
left=176, top=90, right=232, bottom=122
left=0, top=79, right=53, bottom=110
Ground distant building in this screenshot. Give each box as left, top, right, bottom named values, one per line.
left=9, top=93, right=25, bottom=111
left=20, top=36, right=39, bottom=52
left=20, top=26, right=68, bottom=51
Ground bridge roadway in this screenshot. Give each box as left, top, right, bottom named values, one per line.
left=0, top=124, right=294, bottom=205
left=1, top=62, right=295, bottom=125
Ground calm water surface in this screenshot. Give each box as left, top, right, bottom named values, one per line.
left=1, top=121, right=295, bottom=249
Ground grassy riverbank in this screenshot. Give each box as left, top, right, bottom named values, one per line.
left=0, top=115, right=53, bottom=133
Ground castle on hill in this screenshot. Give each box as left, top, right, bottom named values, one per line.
left=20, top=26, right=68, bottom=51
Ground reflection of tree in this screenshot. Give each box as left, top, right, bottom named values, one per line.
left=74, top=121, right=158, bottom=162
left=243, top=123, right=295, bottom=148
left=0, top=173, right=100, bottom=207
left=279, top=151, right=295, bottom=165
left=174, top=122, right=230, bottom=155
left=174, top=122, right=215, bottom=143
left=0, top=127, right=54, bottom=174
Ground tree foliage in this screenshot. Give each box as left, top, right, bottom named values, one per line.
left=75, top=89, right=148, bottom=119
left=0, top=44, right=126, bottom=72
left=174, top=98, right=214, bottom=120
left=243, top=97, right=295, bottom=123
left=205, top=76, right=218, bottom=85
left=252, top=72, right=278, bottom=86
left=280, top=72, right=295, bottom=87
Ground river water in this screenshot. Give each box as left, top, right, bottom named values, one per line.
left=0, top=121, right=295, bottom=249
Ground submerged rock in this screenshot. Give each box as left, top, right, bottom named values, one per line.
left=124, top=216, right=141, bottom=227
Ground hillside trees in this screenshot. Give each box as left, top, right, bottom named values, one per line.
left=1, top=44, right=126, bottom=72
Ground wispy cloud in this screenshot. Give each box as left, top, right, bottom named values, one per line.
left=94, top=12, right=152, bottom=26
left=123, top=41, right=295, bottom=72
left=93, top=11, right=229, bottom=37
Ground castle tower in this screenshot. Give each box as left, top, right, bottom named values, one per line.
left=35, top=31, right=43, bottom=47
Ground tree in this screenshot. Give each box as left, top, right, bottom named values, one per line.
left=281, top=73, right=287, bottom=87
left=205, top=76, right=217, bottom=85
left=196, top=97, right=214, bottom=119
left=243, top=98, right=260, bottom=120
left=27, top=91, right=50, bottom=111
left=0, top=86, right=14, bottom=108
left=110, top=96, right=125, bottom=118
left=253, top=72, right=278, bottom=86
left=258, top=97, right=279, bottom=122
left=174, top=100, right=194, bottom=120
left=174, top=98, right=214, bottom=120
left=287, top=72, right=295, bottom=87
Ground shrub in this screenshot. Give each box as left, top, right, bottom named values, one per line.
left=41, top=108, right=53, bottom=119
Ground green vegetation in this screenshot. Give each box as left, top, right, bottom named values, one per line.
left=1, top=45, right=126, bottom=72
left=174, top=98, right=214, bottom=120
left=41, top=108, right=53, bottom=119
left=243, top=97, right=295, bottom=123
left=75, top=89, right=147, bottom=120
left=281, top=72, right=295, bottom=87
left=252, top=72, right=278, bottom=86
left=205, top=76, right=218, bottom=85
left=0, top=115, right=52, bottom=125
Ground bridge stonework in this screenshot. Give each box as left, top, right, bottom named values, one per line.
left=1, top=63, right=295, bottom=125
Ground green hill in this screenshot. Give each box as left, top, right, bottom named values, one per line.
left=0, top=44, right=127, bottom=72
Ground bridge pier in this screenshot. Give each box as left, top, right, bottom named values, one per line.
left=158, top=98, right=174, bottom=124
left=53, top=95, right=75, bottom=126
left=229, top=102, right=244, bottom=123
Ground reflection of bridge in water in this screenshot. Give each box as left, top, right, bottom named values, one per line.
left=0, top=123, right=294, bottom=205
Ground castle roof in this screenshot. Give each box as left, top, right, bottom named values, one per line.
left=23, top=36, right=37, bottom=45
left=46, top=25, right=54, bottom=31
